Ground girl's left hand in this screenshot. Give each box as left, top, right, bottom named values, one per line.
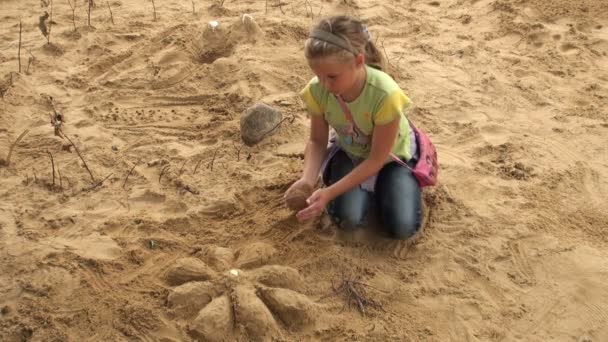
left=296, top=188, right=333, bottom=222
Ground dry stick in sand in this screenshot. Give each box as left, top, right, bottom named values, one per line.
left=58, top=128, right=96, bottom=183
left=26, top=49, right=35, bottom=73
left=151, top=0, right=157, bottom=21
left=47, top=0, right=53, bottom=44
left=88, top=0, right=92, bottom=26
left=191, top=0, right=195, bottom=14
left=106, top=2, right=114, bottom=25
left=4, top=129, right=30, bottom=167
left=207, top=148, right=219, bottom=171
left=259, top=114, right=296, bottom=140
left=232, top=142, right=242, bottom=161
left=67, top=0, right=76, bottom=31
left=192, top=158, right=203, bottom=175
left=57, top=166, right=63, bottom=191
left=18, top=20, right=22, bottom=73
left=122, top=162, right=138, bottom=189
left=47, top=150, right=56, bottom=186
left=178, top=159, right=187, bottom=175
left=327, top=273, right=386, bottom=316
left=89, top=172, right=112, bottom=190
left=159, top=164, right=170, bottom=183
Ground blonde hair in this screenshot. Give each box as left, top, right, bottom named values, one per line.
left=305, top=16, right=386, bottom=71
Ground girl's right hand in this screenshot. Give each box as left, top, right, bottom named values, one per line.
left=284, top=178, right=314, bottom=211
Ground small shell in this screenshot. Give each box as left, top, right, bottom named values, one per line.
left=208, top=21, right=219, bottom=31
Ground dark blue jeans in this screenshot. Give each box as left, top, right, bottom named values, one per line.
left=324, top=150, right=422, bottom=240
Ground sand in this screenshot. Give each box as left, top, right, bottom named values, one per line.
left=0, top=0, right=607, bottom=340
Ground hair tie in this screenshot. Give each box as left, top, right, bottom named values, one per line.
left=362, top=25, right=372, bottom=42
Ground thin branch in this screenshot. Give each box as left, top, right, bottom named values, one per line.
left=58, top=128, right=96, bottom=183
left=26, top=49, right=35, bottom=74
left=4, top=129, right=30, bottom=167
left=48, top=0, right=53, bottom=44
left=88, top=172, right=112, bottom=191
left=259, top=113, right=296, bottom=140
left=207, top=148, right=219, bottom=171
left=191, top=0, right=195, bottom=14
left=88, top=0, right=91, bottom=26
left=122, top=162, right=138, bottom=189
left=159, top=165, right=170, bottom=183
left=57, top=166, right=63, bottom=191
left=178, top=159, right=187, bottom=175
left=106, top=1, right=114, bottom=25
left=67, top=0, right=76, bottom=31
left=151, top=0, right=157, bottom=21
left=232, top=142, right=243, bottom=161
left=18, top=20, right=22, bottom=73
left=193, top=158, right=203, bottom=174
left=47, top=150, right=56, bottom=186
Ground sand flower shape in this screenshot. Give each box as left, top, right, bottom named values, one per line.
left=165, top=242, right=317, bottom=341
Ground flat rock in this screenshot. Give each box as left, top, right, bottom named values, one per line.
left=240, top=103, right=282, bottom=146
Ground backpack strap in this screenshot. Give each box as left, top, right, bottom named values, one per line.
left=334, top=94, right=411, bottom=170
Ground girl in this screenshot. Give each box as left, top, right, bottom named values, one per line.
left=286, top=15, right=422, bottom=240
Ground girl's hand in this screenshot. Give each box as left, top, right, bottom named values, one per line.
left=296, top=188, right=334, bottom=222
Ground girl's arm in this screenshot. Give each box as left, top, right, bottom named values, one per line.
left=296, top=116, right=400, bottom=221
left=301, top=114, right=329, bottom=186
left=325, top=116, right=400, bottom=197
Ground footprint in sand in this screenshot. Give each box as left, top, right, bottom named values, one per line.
left=165, top=242, right=318, bottom=341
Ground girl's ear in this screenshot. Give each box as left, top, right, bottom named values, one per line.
left=354, top=53, right=365, bottom=67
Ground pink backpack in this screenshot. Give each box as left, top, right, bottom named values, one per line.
left=335, top=95, right=438, bottom=187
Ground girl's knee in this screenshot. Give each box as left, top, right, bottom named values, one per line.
left=328, top=205, right=366, bottom=231
left=383, top=214, right=421, bottom=240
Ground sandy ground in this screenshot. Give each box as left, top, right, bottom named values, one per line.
left=0, top=0, right=607, bottom=341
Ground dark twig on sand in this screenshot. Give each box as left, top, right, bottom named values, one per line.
left=47, top=150, right=56, bottom=186
left=159, top=164, right=170, bottom=183
left=4, top=129, right=30, bottom=167
left=324, top=272, right=386, bottom=316
left=58, top=128, right=96, bottom=183
left=193, top=158, right=203, bottom=175
left=260, top=113, right=295, bottom=140
left=122, top=162, right=138, bottom=189
left=207, top=148, right=219, bottom=171
left=178, top=159, right=187, bottom=175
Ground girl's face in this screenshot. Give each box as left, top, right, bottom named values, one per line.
left=308, top=54, right=365, bottom=96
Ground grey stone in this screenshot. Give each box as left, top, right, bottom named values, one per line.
left=240, top=103, right=282, bottom=146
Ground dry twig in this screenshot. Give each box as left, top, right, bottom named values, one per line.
left=106, top=1, right=114, bottom=25
left=4, top=129, right=30, bottom=167
left=58, top=127, right=96, bottom=183
left=260, top=113, right=296, bottom=140
left=151, top=0, right=157, bottom=21
left=324, top=272, right=385, bottom=316
left=232, top=142, right=243, bottom=161
left=18, top=20, right=22, bottom=73
left=88, top=0, right=92, bottom=26
left=178, top=159, right=187, bottom=175
left=159, top=164, right=170, bottom=183
left=193, top=158, right=203, bottom=174
left=207, top=148, right=219, bottom=171
left=67, top=0, right=76, bottom=31
left=47, top=150, right=56, bottom=186
left=88, top=172, right=112, bottom=191
left=122, top=162, right=138, bottom=189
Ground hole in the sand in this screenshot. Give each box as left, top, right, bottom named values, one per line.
left=552, top=34, right=561, bottom=40
left=428, top=1, right=440, bottom=6
left=560, top=42, right=578, bottom=52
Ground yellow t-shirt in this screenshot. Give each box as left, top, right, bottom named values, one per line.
left=299, top=65, right=415, bottom=160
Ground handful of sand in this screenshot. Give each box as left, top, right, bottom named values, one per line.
left=285, top=183, right=313, bottom=211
